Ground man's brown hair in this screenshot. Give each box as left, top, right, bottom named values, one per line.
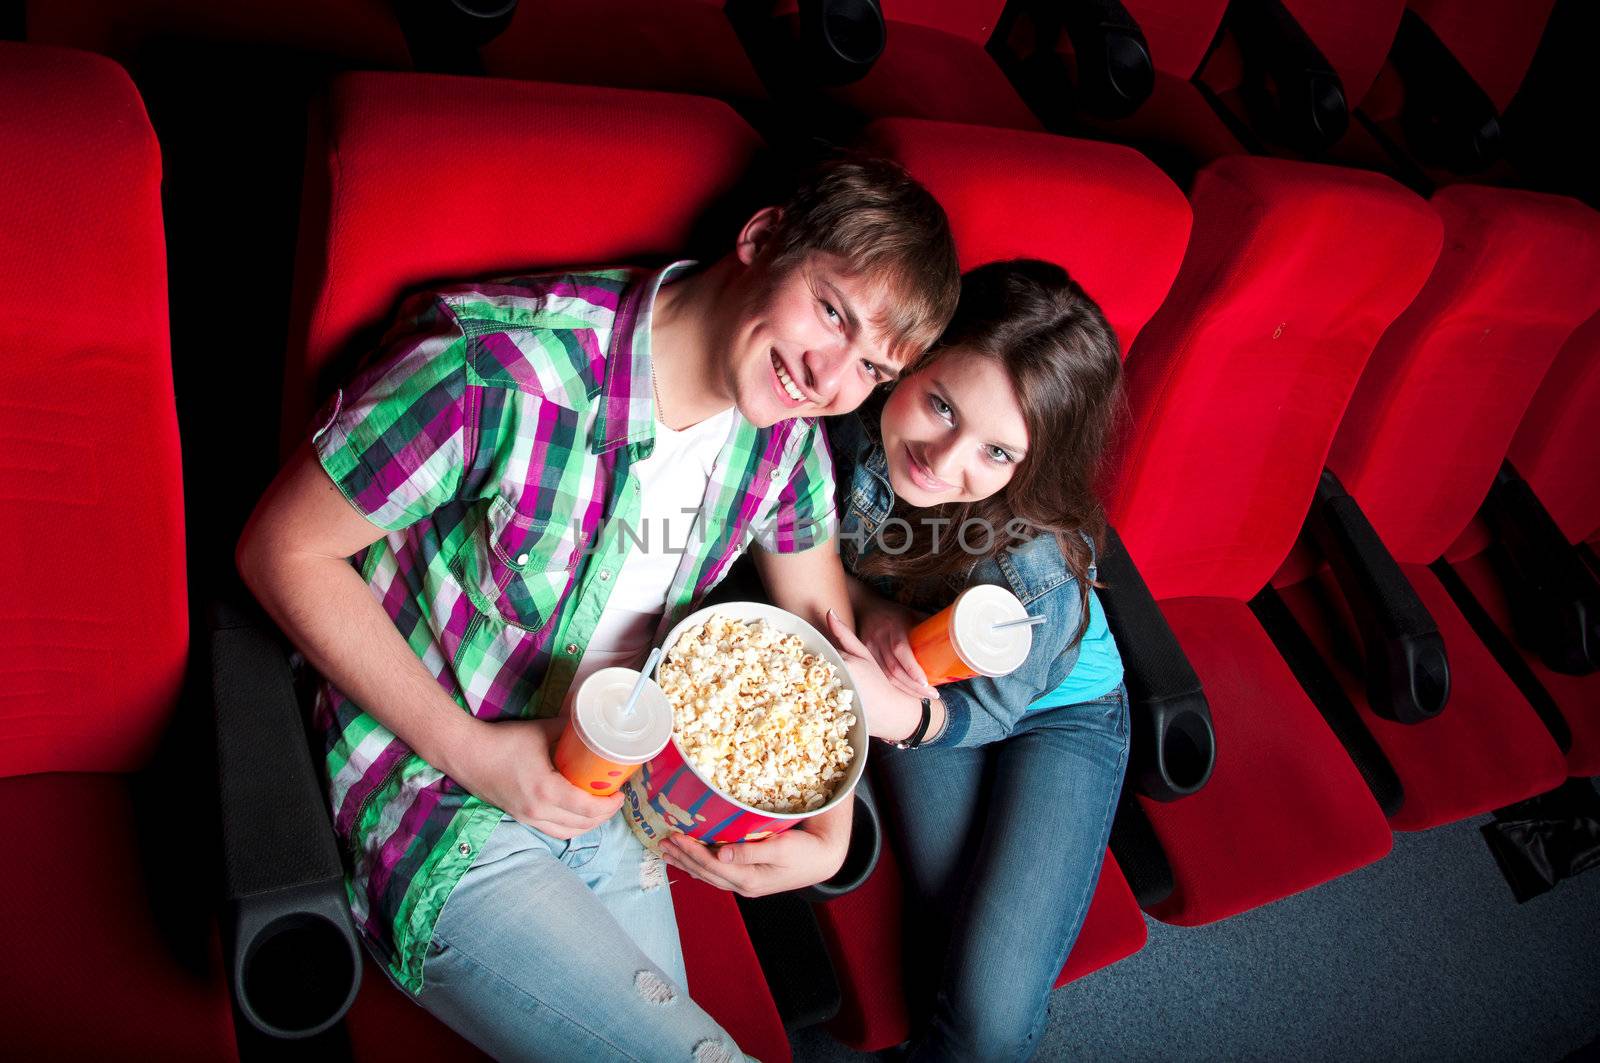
left=763, top=155, right=960, bottom=364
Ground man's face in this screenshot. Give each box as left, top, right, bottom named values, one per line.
left=724, top=224, right=907, bottom=428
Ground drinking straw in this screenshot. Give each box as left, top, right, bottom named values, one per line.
left=621, top=646, right=664, bottom=719
left=992, top=614, right=1048, bottom=632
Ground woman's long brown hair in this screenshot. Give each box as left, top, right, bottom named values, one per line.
left=857, top=259, right=1123, bottom=648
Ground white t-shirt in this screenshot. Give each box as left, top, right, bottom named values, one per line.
left=570, top=406, right=737, bottom=689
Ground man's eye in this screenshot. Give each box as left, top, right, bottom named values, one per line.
left=861, top=360, right=881, bottom=380
left=823, top=301, right=842, bottom=326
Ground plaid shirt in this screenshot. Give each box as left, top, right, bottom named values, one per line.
left=311, top=263, right=836, bottom=993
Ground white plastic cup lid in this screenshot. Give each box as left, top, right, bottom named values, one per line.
left=572, top=667, right=675, bottom=764
left=950, top=584, right=1032, bottom=677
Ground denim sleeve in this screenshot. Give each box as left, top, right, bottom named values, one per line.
left=923, top=576, right=1087, bottom=749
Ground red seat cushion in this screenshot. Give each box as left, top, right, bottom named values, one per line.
left=1510, top=311, right=1600, bottom=548
left=344, top=872, right=790, bottom=1062
left=1451, top=551, right=1600, bottom=779
left=1279, top=563, right=1568, bottom=828
left=1141, top=597, right=1394, bottom=925
left=283, top=73, right=763, bottom=447
left=863, top=118, right=1192, bottom=354
left=0, top=43, right=189, bottom=779
left=479, top=0, right=766, bottom=101
left=1, top=773, right=238, bottom=1059
left=815, top=844, right=1146, bottom=1052
left=1329, top=185, right=1600, bottom=568
left=1076, top=71, right=1249, bottom=171
left=828, top=20, right=1042, bottom=130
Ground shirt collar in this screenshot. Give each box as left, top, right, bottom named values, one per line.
left=593, top=259, right=697, bottom=455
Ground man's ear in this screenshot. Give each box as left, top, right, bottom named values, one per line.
left=736, top=206, right=783, bottom=266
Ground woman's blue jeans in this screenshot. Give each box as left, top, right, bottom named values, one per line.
left=876, top=686, right=1130, bottom=1063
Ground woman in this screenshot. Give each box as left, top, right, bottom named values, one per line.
left=830, top=258, right=1128, bottom=1061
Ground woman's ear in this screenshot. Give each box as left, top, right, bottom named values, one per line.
left=736, top=206, right=783, bottom=266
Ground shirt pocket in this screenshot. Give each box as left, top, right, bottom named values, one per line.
left=454, top=495, right=580, bottom=630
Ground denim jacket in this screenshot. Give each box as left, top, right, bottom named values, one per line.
left=826, top=410, right=1106, bottom=748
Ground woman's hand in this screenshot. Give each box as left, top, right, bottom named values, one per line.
left=448, top=717, right=623, bottom=839
left=826, top=610, right=933, bottom=742
left=854, top=595, right=938, bottom=698
left=659, top=797, right=853, bottom=897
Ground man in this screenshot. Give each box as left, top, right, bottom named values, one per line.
left=236, top=156, right=958, bottom=1060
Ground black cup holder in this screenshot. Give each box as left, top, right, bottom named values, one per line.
left=1411, top=644, right=1450, bottom=718
left=237, top=912, right=361, bottom=1039
left=1159, top=709, right=1214, bottom=795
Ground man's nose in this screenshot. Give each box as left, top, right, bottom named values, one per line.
left=802, top=348, right=847, bottom=403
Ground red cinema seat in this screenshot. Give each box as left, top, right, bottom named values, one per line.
left=825, top=1, right=1043, bottom=130
left=280, top=71, right=790, bottom=1061
left=479, top=0, right=768, bottom=103
left=1292, top=187, right=1600, bottom=828
left=1107, top=158, right=1447, bottom=923
left=1446, top=311, right=1600, bottom=779
left=0, top=42, right=237, bottom=1059
left=804, top=117, right=1190, bottom=1049
left=1050, top=0, right=1244, bottom=176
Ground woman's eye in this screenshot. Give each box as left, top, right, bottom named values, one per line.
left=930, top=394, right=952, bottom=419
left=986, top=445, right=1014, bottom=464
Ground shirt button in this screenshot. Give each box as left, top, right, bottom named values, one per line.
left=600, top=569, right=612, bottom=581
left=566, top=643, right=579, bottom=655
left=458, top=842, right=471, bottom=856
left=515, top=552, right=530, bottom=565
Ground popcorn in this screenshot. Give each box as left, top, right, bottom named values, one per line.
left=657, top=615, right=856, bottom=815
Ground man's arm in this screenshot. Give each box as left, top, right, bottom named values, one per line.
left=236, top=442, right=619, bottom=838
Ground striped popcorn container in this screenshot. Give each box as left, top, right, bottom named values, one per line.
left=620, top=602, right=870, bottom=848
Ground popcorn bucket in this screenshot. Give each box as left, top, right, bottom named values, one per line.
left=620, top=602, right=870, bottom=848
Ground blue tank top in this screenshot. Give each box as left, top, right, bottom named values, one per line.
left=1026, top=586, right=1124, bottom=710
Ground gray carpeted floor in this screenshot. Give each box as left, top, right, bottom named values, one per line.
left=791, top=799, right=1600, bottom=1062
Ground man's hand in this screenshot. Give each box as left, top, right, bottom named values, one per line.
left=449, top=717, right=622, bottom=839
left=854, top=594, right=937, bottom=698
left=658, top=796, right=852, bottom=897
left=826, top=610, right=933, bottom=742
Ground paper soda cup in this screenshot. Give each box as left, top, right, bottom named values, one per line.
left=554, top=667, right=674, bottom=796
left=909, top=584, right=1033, bottom=685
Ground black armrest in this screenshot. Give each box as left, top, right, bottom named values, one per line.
left=1225, top=0, right=1349, bottom=154
left=394, top=0, right=518, bottom=74
left=796, top=772, right=882, bottom=902
left=213, top=599, right=362, bottom=1039
left=1309, top=469, right=1449, bottom=723
left=1482, top=462, right=1600, bottom=676
left=1389, top=8, right=1503, bottom=173
left=1107, top=784, right=1174, bottom=909
left=1054, top=0, right=1154, bottom=118
left=1098, top=526, right=1216, bottom=802
left=727, top=0, right=886, bottom=90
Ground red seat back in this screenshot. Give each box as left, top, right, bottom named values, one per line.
left=862, top=118, right=1193, bottom=355
left=1282, top=0, right=1406, bottom=105
left=1121, top=0, right=1232, bottom=78
left=1508, top=310, right=1600, bottom=547
left=0, top=43, right=188, bottom=779
left=1109, top=158, right=1443, bottom=602
left=1408, top=0, right=1557, bottom=112
left=282, top=74, right=764, bottom=447
left=1328, top=186, right=1600, bottom=566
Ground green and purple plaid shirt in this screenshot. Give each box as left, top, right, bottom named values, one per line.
left=310, top=263, right=836, bottom=993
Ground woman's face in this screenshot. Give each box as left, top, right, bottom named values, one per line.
left=879, top=350, right=1029, bottom=508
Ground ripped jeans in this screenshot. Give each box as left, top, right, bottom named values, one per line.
left=402, top=811, right=751, bottom=1062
